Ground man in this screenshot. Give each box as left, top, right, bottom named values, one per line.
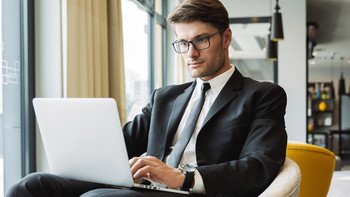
left=7, top=0, right=287, bottom=196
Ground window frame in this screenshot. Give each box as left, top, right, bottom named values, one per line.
left=132, top=0, right=167, bottom=93
left=20, top=0, right=36, bottom=176
left=1, top=0, right=36, bottom=193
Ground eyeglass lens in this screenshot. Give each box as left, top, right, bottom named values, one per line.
left=173, top=37, right=210, bottom=53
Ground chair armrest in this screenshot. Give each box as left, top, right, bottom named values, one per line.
left=259, top=157, right=301, bottom=197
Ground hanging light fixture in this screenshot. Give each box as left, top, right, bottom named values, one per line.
left=266, top=25, right=277, bottom=61
left=338, top=57, right=346, bottom=95
left=266, top=33, right=277, bottom=61
left=265, top=0, right=277, bottom=61
left=329, top=56, right=335, bottom=99
left=271, top=0, right=284, bottom=41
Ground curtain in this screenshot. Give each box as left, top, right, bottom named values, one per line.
left=175, top=0, right=186, bottom=84
left=67, top=0, right=126, bottom=124
left=176, top=54, right=186, bottom=84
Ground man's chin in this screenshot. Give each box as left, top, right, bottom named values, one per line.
left=189, top=71, right=201, bottom=79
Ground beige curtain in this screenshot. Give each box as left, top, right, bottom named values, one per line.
left=67, top=0, right=126, bottom=124
left=174, top=0, right=186, bottom=84
left=176, top=54, right=186, bottom=84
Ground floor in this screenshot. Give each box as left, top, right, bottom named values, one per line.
left=326, top=155, right=350, bottom=197
left=340, top=155, right=350, bottom=171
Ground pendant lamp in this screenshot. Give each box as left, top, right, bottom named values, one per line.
left=329, top=57, right=335, bottom=99
left=265, top=33, right=277, bottom=61
left=339, top=72, right=346, bottom=96
left=330, top=81, right=335, bottom=99
left=271, top=0, right=284, bottom=41
left=338, top=57, right=346, bottom=95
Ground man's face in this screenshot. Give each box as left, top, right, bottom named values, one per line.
left=174, top=21, right=231, bottom=81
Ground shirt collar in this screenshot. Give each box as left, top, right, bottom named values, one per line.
left=196, top=65, right=235, bottom=94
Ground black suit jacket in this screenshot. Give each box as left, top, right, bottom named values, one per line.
left=122, top=69, right=287, bottom=196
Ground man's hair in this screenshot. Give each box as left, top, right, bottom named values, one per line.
left=167, top=0, right=229, bottom=33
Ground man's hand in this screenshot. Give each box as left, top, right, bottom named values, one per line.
left=129, top=156, right=185, bottom=189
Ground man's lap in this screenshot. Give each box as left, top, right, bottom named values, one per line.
left=81, top=188, right=191, bottom=197
left=6, top=172, right=197, bottom=197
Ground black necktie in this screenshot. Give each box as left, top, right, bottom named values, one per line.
left=167, top=83, right=211, bottom=168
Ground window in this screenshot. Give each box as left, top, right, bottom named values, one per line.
left=229, top=17, right=278, bottom=83
left=0, top=0, right=35, bottom=195
left=122, top=0, right=167, bottom=121
left=122, top=0, right=150, bottom=121
left=0, top=1, right=4, bottom=194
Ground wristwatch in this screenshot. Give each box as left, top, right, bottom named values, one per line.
left=178, top=163, right=196, bottom=191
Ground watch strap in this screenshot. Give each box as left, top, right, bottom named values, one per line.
left=181, top=171, right=194, bottom=191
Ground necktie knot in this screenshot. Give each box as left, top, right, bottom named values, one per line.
left=202, top=83, right=211, bottom=94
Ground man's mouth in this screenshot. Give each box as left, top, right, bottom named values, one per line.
left=188, top=61, right=204, bottom=68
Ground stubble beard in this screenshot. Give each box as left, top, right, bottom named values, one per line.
left=188, top=54, right=226, bottom=80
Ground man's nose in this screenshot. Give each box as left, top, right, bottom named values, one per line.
left=187, top=43, right=199, bottom=58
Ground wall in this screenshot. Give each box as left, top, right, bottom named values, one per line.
left=219, top=0, right=307, bottom=142
left=35, top=0, right=63, bottom=172
left=278, top=0, right=307, bottom=142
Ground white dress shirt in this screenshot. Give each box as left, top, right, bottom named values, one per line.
left=165, top=65, right=235, bottom=194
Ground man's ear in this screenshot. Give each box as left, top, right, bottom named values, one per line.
left=222, top=28, right=232, bottom=49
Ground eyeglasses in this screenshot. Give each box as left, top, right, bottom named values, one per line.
left=172, top=32, right=220, bottom=54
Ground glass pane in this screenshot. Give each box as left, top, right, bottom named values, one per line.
left=0, top=0, right=2, bottom=194
left=0, top=1, right=2, bottom=116
left=231, top=59, right=274, bottom=82
left=1, top=0, right=23, bottom=195
left=122, top=0, right=150, bottom=122
left=229, top=22, right=275, bottom=83
left=155, top=0, right=162, bottom=15
left=155, top=23, right=162, bottom=88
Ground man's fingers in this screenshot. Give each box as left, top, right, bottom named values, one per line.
left=129, top=157, right=139, bottom=166
left=133, top=165, right=154, bottom=179
left=128, top=156, right=182, bottom=187
left=130, top=156, right=160, bottom=175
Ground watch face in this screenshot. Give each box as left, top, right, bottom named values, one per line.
left=180, top=164, right=196, bottom=172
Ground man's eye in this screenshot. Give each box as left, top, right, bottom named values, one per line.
left=179, top=42, right=188, bottom=47
left=195, top=37, right=206, bottom=43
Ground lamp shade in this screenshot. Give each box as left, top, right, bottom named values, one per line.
left=329, top=81, right=335, bottom=99
left=271, top=3, right=284, bottom=41
left=266, top=34, right=277, bottom=61
left=338, top=72, right=346, bottom=95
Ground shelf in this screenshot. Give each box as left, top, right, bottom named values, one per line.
left=308, top=81, right=336, bottom=150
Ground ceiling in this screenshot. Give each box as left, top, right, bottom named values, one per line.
left=307, top=0, right=350, bottom=66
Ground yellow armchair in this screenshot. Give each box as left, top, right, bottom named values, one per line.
left=286, top=142, right=336, bottom=197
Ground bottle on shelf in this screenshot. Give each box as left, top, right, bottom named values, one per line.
left=308, top=91, right=312, bottom=116
left=321, top=83, right=327, bottom=100
left=316, top=83, right=321, bottom=99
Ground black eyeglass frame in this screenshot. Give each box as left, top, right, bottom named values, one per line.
left=171, top=32, right=220, bottom=54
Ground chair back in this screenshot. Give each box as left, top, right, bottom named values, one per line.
left=286, top=142, right=336, bottom=197
left=259, top=157, right=301, bottom=197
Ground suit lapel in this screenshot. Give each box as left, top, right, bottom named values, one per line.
left=202, top=69, right=243, bottom=127
left=164, top=82, right=196, bottom=154
left=161, top=70, right=244, bottom=157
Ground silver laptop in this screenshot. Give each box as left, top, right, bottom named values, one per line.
left=33, top=98, right=189, bottom=195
